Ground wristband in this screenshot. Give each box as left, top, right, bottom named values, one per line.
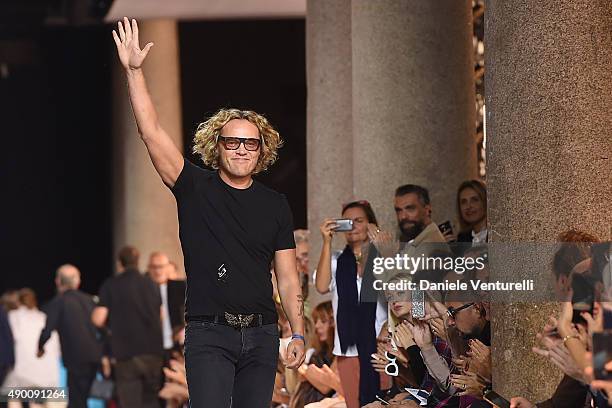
left=291, top=334, right=305, bottom=342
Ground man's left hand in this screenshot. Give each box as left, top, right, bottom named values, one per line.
left=284, top=338, right=306, bottom=369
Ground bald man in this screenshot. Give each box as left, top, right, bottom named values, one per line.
left=38, top=264, right=102, bottom=408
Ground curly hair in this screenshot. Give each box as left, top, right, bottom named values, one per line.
left=192, top=108, right=283, bottom=174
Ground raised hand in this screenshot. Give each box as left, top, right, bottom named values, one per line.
left=394, top=321, right=416, bottom=348
left=319, top=218, right=337, bottom=243
left=547, top=344, right=586, bottom=383
left=112, top=17, right=154, bottom=70
left=449, top=371, right=486, bottom=397
left=367, top=224, right=397, bottom=258
left=429, top=317, right=448, bottom=342
left=370, top=352, right=387, bottom=374
left=406, top=321, right=433, bottom=350
left=467, top=339, right=492, bottom=381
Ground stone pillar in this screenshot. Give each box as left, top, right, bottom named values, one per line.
left=306, top=1, right=477, bottom=307
left=486, top=0, right=612, bottom=401
left=113, top=19, right=184, bottom=275
left=306, top=0, right=353, bottom=306
left=351, top=0, right=477, bottom=231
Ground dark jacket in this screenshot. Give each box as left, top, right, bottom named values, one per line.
left=537, top=375, right=589, bottom=408
left=38, top=289, right=102, bottom=367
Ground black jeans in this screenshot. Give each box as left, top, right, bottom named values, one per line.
left=66, top=362, right=99, bottom=408
left=185, top=321, right=279, bottom=408
left=114, top=354, right=163, bottom=408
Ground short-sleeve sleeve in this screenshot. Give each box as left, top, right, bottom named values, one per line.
left=97, top=280, right=111, bottom=308
left=275, top=196, right=296, bottom=251
left=170, top=158, right=196, bottom=199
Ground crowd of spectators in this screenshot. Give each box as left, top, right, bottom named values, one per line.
left=1, top=179, right=610, bottom=408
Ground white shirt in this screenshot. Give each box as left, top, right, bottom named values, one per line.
left=3, top=307, right=60, bottom=388
left=472, top=228, right=488, bottom=244
left=159, top=283, right=173, bottom=350
left=315, top=251, right=388, bottom=357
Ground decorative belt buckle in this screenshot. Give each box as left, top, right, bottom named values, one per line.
left=225, top=312, right=254, bottom=329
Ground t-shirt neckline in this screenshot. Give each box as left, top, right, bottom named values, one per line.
left=215, top=170, right=256, bottom=192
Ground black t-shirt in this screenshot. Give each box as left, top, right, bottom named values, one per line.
left=98, top=269, right=163, bottom=360
left=171, top=158, right=295, bottom=323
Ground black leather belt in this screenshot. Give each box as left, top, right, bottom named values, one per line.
left=188, top=312, right=265, bottom=329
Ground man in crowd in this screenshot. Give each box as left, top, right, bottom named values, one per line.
left=92, top=246, right=163, bottom=408
left=147, top=251, right=186, bottom=358
left=369, top=184, right=450, bottom=279
left=112, top=17, right=304, bottom=407
left=38, top=264, right=102, bottom=408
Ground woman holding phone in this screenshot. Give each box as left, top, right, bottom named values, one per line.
left=315, top=200, right=388, bottom=408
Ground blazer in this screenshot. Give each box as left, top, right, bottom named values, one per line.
left=166, top=279, right=186, bottom=331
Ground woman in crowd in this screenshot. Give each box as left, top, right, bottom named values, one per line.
left=2, top=289, right=61, bottom=408
left=452, top=180, right=488, bottom=245
left=289, top=301, right=343, bottom=408
left=315, top=200, right=388, bottom=408
left=369, top=273, right=429, bottom=406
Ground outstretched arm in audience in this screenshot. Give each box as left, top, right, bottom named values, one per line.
left=315, top=219, right=336, bottom=294
left=37, top=297, right=61, bottom=357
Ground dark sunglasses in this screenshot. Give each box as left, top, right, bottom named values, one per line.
left=446, top=302, right=475, bottom=319
left=218, top=136, right=261, bottom=151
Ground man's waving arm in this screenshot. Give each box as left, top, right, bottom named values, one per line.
left=274, top=248, right=305, bottom=369
left=113, top=17, right=183, bottom=187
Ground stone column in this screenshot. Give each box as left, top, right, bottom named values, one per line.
left=486, top=0, right=611, bottom=401
left=306, top=0, right=353, bottom=306
left=351, top=0, right=477, bottom=231
left=113, top=19, right=184, bottom=275
left=306, top=1, right=477, bottom=306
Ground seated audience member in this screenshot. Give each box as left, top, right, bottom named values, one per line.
left=159, top=352, right=189, bottom=408
left=406, top=287, right=491, bottom=406
left=366, top=273, right=457, bottom=408
left=551, top=229, right=600, bottom=300
left=315, top=200, right=387, bottom=408
left=290, top=301, right=342, bottom=408
left=512, top=230, right=607, bottom=408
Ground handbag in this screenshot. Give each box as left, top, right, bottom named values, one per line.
left=89, top=373, right=115, bottom=400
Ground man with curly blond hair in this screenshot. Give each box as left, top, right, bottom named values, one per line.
left=113, top=18, right=305, bottom=408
